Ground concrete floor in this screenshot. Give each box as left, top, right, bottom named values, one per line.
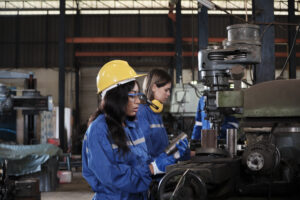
left=41, top=171, right=94, bottom=200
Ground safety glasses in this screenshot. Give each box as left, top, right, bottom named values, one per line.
left=128, top=93, right=146, bottom=102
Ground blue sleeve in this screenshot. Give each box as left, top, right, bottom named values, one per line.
left=85, top=123, right=152, bottom=193
left=82, top=136, right=99, bottom=192
left=200, top=96, right=211, bottom=130
left=192, top=97, right=211, bottom=140
left=137, top=106, right=155, bottom=159
left=191, top=99, right=202, bottom=140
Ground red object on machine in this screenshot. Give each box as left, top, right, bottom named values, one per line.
left=47, top=138, right=60, bottom=146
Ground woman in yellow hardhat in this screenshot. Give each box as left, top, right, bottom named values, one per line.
left=82, top=60, right=178, bottom=200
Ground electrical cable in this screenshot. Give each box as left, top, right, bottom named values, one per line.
left=260, top=23, right=273, bottom=41
left=276, top=24, right=300, bottom=79
left=0, top=128, right=16, bottom=134
left=241, top=79, right=252, bottom=87
left=191, top=4, right=195, bottom=82
left=188, top=82, right=202, bottom=98
left=249, top=64, right=254, bottom=84
left=214, top=4, right=246, bottom=23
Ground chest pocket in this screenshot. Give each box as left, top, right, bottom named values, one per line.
left=112, top=138, right=148, bottom=165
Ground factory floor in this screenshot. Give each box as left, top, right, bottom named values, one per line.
left=41, top=171, right=94, bottom=200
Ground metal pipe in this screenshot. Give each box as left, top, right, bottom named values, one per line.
left=226, top=129, right=237, bottom=157
left=201, top=129, right=217, bottom=149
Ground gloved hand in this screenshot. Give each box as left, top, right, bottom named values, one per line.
left=151, top=153, right=176, bottom=175
left=173, top=138, right=189, bottom=160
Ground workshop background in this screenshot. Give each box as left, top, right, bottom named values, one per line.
left=0, top=0, right=299, bottom=200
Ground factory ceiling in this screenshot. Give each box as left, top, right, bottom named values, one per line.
left=0, top=0, right=299, bottom=15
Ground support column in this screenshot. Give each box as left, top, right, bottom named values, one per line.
left=198, top=4, right=208, bottom=81
left=288, top=0, right=296, bottom=79
left=253, top=0, right=275, bottom=83
left=45, top=14, right=49, bottom=68
left=198, top=4, right=208, bottom=50
left=59, top=0, right=66, bottom=152
left=74, top=4, right=81, bottom=153
left=175, top=0, right=182, bottom=83
left=15, top=14, right=20, bottom=68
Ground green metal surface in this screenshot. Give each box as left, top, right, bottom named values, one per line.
left=243, top=79, right=300, bottom=117
left=216, top=79, right=300, bottom=118
left=216, top=90, right=244, bottom=108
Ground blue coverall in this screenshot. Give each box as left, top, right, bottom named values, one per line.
left=82, top=114, right=152, bottom=200
left=191, top=96, right=211, bottom=140
left=137, top=104, right=169, bottom=159
left=191, top=97, right=239, bottom=140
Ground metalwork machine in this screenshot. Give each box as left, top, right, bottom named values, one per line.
left=158, top=24, right=300, bottom=199
left=0, top=71, right=52, bottom=144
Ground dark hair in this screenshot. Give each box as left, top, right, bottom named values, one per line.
left=88, top=81, right=136, bottom=155
left=143, top=69, right=172, bottom=101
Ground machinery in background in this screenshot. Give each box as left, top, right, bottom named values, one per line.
left=0, top=160, right=41, bottom=200
left=198, top=23, right=261, bottom=131
left=168, top=82, right=205, bottom=137
left=169, top=82, right=205, bottom=117
left=158, top=24, right=300, bottom=200
left=0, top=71, right=52, bottom=144
left=219, top=79, right=300, bottom=196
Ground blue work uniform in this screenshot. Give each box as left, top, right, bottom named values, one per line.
left=220, top=116, right=239, bottom=139
left=82, top=114, right=152, bottom=200
left=191, top=97, right=239, bottom=140
left=137, top=104, right=169, bottom=159
left=191, top=96, right=211, bottom=140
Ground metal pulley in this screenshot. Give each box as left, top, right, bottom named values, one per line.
left=242, top=142, right=280, bottom=174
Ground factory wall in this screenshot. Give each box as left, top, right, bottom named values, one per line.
left=0, top=14, right=299, bottom=69
left=0, top=13, right=299, bottom=127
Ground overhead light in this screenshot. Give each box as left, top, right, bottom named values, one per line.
left=197, top=0, right=215, bottom=10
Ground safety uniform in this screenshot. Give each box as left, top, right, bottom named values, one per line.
left=191, top=96, right=211, bottom=140
left=82, top=114, right=152, bottom=200
left=191, top=97, right=239, bottom=140
left=220, top=116, right=239, bottom=138
left=137, top=104, right=169, bottom=159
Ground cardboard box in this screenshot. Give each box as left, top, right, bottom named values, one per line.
left=57, top=170, right=72, bottom=183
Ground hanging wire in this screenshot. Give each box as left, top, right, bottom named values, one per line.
left=213, top=4, right=246, bottom=23
left=276, top=24, right=300, bottom=79
left=260, top=23, right=274, bottom=41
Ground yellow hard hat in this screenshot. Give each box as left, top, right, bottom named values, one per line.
left=96, top=60, right=146, bottom=94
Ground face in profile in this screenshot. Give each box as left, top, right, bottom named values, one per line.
left=126, top=83, right=141, bottom=117
left=152, top=82, right=171, bottom=104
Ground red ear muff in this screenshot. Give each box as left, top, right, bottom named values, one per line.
left=150, top=99, right=163, bottom=113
